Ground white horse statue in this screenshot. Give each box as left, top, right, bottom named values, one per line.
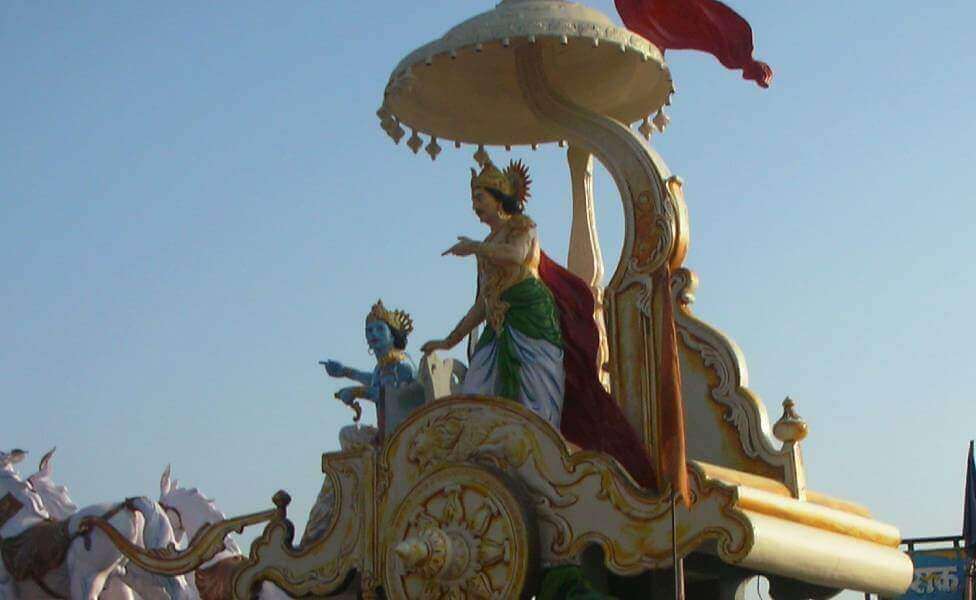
left=24, top=448, right=135, bottom=600
left=0, top=448, right=192, bottom=600
left=159, top=466, right=326, bottom=600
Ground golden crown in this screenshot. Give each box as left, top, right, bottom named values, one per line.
left=470, top=160, right=532, bottom=204
left=366, top=299, right=414, bottom=336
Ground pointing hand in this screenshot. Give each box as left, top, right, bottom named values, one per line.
left=321, top=360, right=345, bottom=377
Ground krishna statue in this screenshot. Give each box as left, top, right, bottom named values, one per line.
left=422, top=160, right=656, bottom=489
left=322, top=300, right=419, bottom=450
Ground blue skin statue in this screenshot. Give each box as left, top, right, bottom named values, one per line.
left=322, top=320, right=416, bottom=408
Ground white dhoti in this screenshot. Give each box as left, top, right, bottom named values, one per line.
left=460, top=326, right=565, bottom=428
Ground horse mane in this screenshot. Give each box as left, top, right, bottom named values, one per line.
left=162, top=486, right=226, bottom=531
left=129, top=497, right=177, bottom=549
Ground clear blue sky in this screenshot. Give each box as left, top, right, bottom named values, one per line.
left=2, top=2, right=974, bottom=597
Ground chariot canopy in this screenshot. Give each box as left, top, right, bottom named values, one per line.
left=378, top=0, right=672, bottom=150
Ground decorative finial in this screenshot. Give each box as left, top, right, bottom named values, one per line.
left=272, top=490, right=292, bottom=519
left=425, top=138, right=442, bottom=161
left=653, top=109, right=670, bottom=133
left=473, top=145, right=490, bottom=166
left=773, top=397, right=808, bottom=443
left=638, top=116, right=653, bottom=140
left=388, top=119, right=405, bottom=145
left=407, top=130, right=423, bottom=154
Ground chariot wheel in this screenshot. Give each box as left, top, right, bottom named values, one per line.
left=383, top=464, right=538, bottom=599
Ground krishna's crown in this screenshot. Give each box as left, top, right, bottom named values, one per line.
left=366, top=299, right=414, bottom=336
left=470, top=160, right=532, bottom=205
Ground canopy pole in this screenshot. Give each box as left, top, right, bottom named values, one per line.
left=567, top=145, right=609, bottom=388
left=672, top=491, right=685, bottom=600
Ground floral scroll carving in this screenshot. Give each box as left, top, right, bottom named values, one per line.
left=670, top=268, right=790, bottom=472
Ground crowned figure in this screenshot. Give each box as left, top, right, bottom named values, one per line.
left=321, top=300, right=419, bottom=450
left=422, top=161, right=656, bottom=488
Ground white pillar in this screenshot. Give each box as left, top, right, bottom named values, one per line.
left=567, top=146, right=609, bottom=387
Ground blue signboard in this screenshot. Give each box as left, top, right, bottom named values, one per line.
left=898, top=547, right=969, bottom=599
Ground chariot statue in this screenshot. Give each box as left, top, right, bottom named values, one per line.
left=83, top=1, right=914, bottom=598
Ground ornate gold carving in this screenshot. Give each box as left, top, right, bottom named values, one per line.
left=79, top=505, right=276, bottom=577
left=670, top=266, right=697, bottom=307
left=630, top=190, right=665, bottom=273
left=385, top=398, right=754, bottom=580
left=384, top=465, right=533, bottom=600
left=670, top=267, right=791, bottom=477
left=233, top=454, right=367, bottom=598
left=406, top=411, right=535, bottom=473
left=378, top=349, right=410, bottom=369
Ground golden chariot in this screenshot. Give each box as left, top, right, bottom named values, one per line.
left=101, top=1, right=914, bottom=598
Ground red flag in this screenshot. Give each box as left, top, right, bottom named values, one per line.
left=615, top=0, right=773, bottom=88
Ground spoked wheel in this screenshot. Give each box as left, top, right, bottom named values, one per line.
left=384, top=464, right=538, bottom=599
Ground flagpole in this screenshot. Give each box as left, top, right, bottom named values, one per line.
left=965, top=555, right=973, bottom=600
left=672, top=491, right=685, bottom=600
left=966, top=440, right=976, bottom=600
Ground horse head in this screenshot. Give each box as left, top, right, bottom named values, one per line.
left=27, top=447, right=79, bottom=520
left=0, top=448, right=27, bottom=472
left=158, top=466, right=241, bottom=555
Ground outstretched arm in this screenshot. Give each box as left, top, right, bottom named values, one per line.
left=444, top=229, right=535, bottom=266
left=337, top=385, right=375, bottom=404
left=421, top=300, right=486, bottom=354
left=475, top=229, right=534, bottom=265
left=321, top=360, right=373, bottom=385
left=342, top=368, right=373, bottom=386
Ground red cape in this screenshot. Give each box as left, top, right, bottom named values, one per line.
left=539, top=252, right=658, bottom=490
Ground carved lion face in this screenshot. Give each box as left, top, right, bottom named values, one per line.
left=407, top=416, right=464, bottom=469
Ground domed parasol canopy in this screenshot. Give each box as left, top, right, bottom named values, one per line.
left=377, top=0, right=674, bottom=156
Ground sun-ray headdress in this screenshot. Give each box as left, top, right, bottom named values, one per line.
left=470, top=160, right=532, bottom=206
left=366, top=299, right=414, bottom=336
